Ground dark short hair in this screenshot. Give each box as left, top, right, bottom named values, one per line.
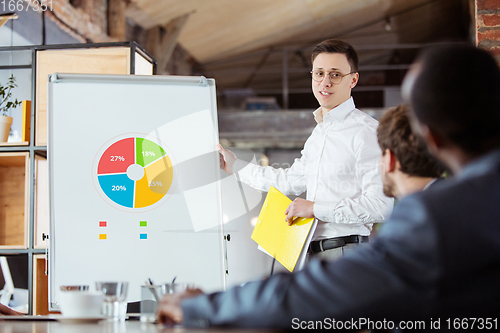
left=410, top=44, right=500, bottom=155
left=377, top=105, right=445, bottom=178
left=311, top=39, right=359, bottom=72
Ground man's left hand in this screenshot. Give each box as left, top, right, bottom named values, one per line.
left=285, top=198, right=315, bottom=225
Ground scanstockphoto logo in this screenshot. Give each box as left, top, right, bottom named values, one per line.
left=291, top=318, right=428, bottom=330
left=171, top=144, right=381, bottom=230
left=146, top=110, right=265, bottom=231
left=147, top=109, right=383, bottom=231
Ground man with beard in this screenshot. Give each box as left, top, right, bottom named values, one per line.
left=377, top=104, right=445, bottom=200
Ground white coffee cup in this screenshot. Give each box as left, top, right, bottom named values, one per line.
left=59, top=290, right=104, bottom=317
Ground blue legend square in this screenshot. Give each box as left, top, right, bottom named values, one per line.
left=139, top=233, right=147, bottom=240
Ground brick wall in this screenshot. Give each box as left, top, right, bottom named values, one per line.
left=476, top=0, right=500, bottom=62
left=40, top=0, right=196, bottom=74
left=44, top=0, right=113, bottom=43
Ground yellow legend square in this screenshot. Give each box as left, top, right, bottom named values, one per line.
left=99, top=234, right=107, bottom=240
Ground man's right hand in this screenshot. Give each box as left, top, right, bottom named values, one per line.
left=156, top=288, right=204, bottom=325
left=217, top=144, right=237, bottom=175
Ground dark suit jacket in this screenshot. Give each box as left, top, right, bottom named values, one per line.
left=182, top=149, right=500, bottom=330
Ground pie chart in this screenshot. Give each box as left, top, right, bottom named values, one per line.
left=96, top=137, right=175, bottom=209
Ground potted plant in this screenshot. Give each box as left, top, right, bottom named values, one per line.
left=0, top=74, right=22, bottom=142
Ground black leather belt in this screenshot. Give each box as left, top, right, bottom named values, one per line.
left=308, top=235, right=369, bottom=254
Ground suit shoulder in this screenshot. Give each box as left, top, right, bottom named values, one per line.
left=404, top=172, right=500, bottom=221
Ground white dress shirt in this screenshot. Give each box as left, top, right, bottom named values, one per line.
left=234, top=97, right=393, bottom=240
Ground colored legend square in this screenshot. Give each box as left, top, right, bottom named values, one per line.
left=139, top=234, right=147, bottom=240
left=140, top=221, right=147, bottom=227
left=99, top=221, right=107, bottom=227
left=99, top=234, right=107, bottom=240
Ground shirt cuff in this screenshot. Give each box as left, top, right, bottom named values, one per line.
left=313, top=202, right=332, bottom=222
left=233, top=158, right=255, bottom=176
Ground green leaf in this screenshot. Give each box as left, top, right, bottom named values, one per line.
left=0, top=74, right=22, bottom=114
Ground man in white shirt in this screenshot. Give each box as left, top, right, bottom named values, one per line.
left=219, top=39, right=393, bottom=260
left=377, top=104, right=445, bottom=200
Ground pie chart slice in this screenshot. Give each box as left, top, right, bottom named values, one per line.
left=136, top=138, right=167, bottom=167
left=96, top=136, right=174, bottom=209
left=98, top=137, right=135, bottom=174
left=97, top=173, right=135, bottom=208
left=135, top=155, right=174, bottom=208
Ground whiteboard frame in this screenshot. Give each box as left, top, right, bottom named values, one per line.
left=47, top=73, right=225, bottom=310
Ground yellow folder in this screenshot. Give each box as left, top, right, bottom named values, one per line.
left=251, top=186, right=314, bottom=272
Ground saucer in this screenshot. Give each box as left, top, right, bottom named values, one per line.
left=49, top=314, right=106, bottom=324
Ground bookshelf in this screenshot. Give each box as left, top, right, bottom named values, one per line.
left=0, top=42, right=156, bottom=314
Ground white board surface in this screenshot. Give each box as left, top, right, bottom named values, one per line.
left=48, top=74, right=224, bottom=309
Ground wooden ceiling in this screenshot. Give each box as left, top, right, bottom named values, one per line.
left=128, top=0, right=468, bottom=62
left=127, top=0, right=470, bottom=108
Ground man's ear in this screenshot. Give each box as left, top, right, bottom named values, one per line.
left=382, top=149, right=397, bottom=173
left=350, top=72, right=359, bottom=89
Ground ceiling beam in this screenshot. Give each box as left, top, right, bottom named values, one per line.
left=195, top=42, right=441, bottom=70
left=243, top=48, right=273, bottom=88
left=108, top=0, right=126, bottom=40
left=299, top=0, right=441, bottom=51
left=0, top=13, right=18, bottom=29
left=247, top=85, right=401, bottom=95
left=200, top=64, right=411, bottom=76
left=156, top=12, right=192, bottom=73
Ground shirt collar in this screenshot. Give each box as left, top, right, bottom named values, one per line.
left=312, top=97, right=355, bottom=124
left=423, top=178, right=439, bottom=191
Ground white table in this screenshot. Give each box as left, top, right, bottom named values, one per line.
left=0, top=320, right=276, bottom=332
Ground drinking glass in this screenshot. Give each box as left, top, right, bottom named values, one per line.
left=162, top=283, right=194, bottom=294
left=140, top=284, right=162, bottom=323
left=140, top=283, right=194, bottom=323
left=95, top=282, right=129, bottom=321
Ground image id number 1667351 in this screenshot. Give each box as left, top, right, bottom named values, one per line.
left=446, top=318, right=497, bottom=330
left=1, top=0, right=52, bottom=12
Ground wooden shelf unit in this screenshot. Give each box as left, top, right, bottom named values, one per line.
left=0, top=152, right=29, bottom=248
left=35, top=46, right=154, bottom=146
left=32, top=254, right=59, bottom=315
left=0, top=42, right=156, bottom=315
left=34, top=154, right=48, bottom=249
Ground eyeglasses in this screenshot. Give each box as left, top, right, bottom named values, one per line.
left=310, top=70, right=356, bottom=84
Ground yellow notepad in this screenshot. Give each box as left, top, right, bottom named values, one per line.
left=251, top=186, right=314, bottom=272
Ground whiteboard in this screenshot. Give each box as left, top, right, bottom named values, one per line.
left=48, top=73, right=225, bottom=309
